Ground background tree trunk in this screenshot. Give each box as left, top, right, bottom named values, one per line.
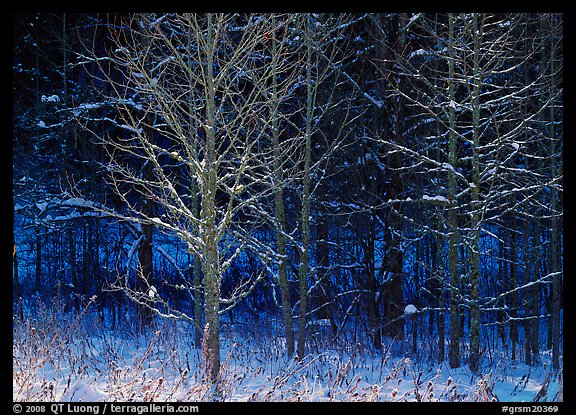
left=447, top=13, right=461, bottom=369
left=270, top=14, right=295, bottom=357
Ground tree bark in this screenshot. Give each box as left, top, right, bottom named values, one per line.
left=136, top=180, right=154, bottom=330
left=13, top=244, right=23, bottom=320
left=35, top=231, right=42, bottom=294
left=201, top=13, right=221, bottom=380
left=315, top=216, right=337, bottom=338
left=297, top=14, right=313, bottom=360
left=382, top=13, right=406, bottom=341
left=271, top=14, right=295, bottom=357
left=468, top=13, right=482, bottom=373
left=447, top=13, right=461, bottom=369
left=546, top=13, right=561, bottom=371
left=365, top=211, right=382, bottom=349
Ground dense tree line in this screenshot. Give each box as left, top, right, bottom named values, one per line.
left=13, top=13, right=562, bottom=382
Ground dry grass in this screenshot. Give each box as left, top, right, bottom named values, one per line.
left=13, top=303, right=557, bottom=402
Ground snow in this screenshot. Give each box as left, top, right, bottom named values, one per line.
left=35, top=201, right=49, bottom=213
left=307, top=319, right=332, bottom=328
left=71, top=103, right=104, bottom=115
left=408, top=13, right=421, bottom=25
left=150, top=217, right=164, bottom=226
left=441, top=162, right=454, bottom=171
left=409, top=49, right=428, bottom=59
left=41, top=94, right=60, bottom=103
left=13, top=314, right=562, bottom=403
left=148, top=286, right=157, bottom=299
left=60, top=197, right=94, bottom=208
left=404, top=304, right=418, bottom=315
left=423, top=195, right=449, bottom=203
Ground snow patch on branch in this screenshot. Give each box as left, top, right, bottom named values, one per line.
left=423, top=194, right=449, bottom=203
left=404, top=304, right=418, bottom=315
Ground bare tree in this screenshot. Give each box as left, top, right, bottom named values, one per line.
left=375, top=13, right=562, bottom=369
left=74, top=13, right=305, bottom=382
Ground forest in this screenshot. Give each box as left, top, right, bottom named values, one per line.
left=12, top=13, right=563, bottom=403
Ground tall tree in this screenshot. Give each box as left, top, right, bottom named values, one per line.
left=270, top=14, right=295, bottom=357
left=74, top=13, right=305, bottom=381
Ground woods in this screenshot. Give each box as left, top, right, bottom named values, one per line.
left=13, top=13, right=562, bottom=401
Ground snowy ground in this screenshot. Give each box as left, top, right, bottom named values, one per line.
left=13, top=305, right=562, bottom=402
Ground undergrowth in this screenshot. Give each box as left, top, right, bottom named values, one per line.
left=12, top=300, right=562, bottom=402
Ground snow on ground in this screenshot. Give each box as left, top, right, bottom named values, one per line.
left=13, top=309, right=562, bottom=403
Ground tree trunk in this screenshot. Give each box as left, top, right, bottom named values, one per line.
left=68, top=226, right=78, bottom=312
left=185, top=16, right=204, bottom=349
left=193, top=253, right=203, bottom=348
left=510, top=217, right=519, bottom=361
left=271, top=14, right=295, bottom=357
left=447, top=13, right=461, bottom=369
left=382, top=13, right=405, bottom=341
left=530, top=223, right=540, bottom=363
left=297, top=14, right=314, bottom=360
left=136, top=185, right=154, bottom=330
left=523, top=217, right=532, bottom=365
left=545, top=14, right=561, bottom=370
left=316, top=216, right=337, bottom=338
left=365, top=211, right=381, bottom=349
left=13, top=244, right=23, bottom=320
left=35, top=231, right=42, bottom=295
left=432, top=236, right=445, bottom=362
left=200, top=13, right=221, bottom=380
left=468, top=14, right=482, bottom=373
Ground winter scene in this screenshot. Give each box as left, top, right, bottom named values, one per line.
left=13, top=13, right=563, bottom=406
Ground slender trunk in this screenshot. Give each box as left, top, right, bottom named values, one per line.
left=523, top=217, right=532, bottom=365
left=447, top=13, right=461, bottom=369
left=521, top=18, right=533, bottom=366
left=549, top=132, right=561, bottom=371
left=412, top=245, right=419, bottom=355
left=383, top=13, right=405, bottom=341
left=201, top=13, right=221, bottom=380
left=68, top=226, right=78, bottom=312
left=132, top=15, right=155, bottom=332
left=271, top=14, right=295, bottom=357
left=432, top=236, right=445, bottom=362
left=82, top=222, right=91, bottom=301
left=546, top=14, right=561, bottom=370
left=468, top=14, right=482, bottom=373
left=13, top=244, right=23, bottom=319
left=297, top=14, right=313, bottom=359
left=365, top=212, right=381, bottom=349
left=425, top=240, right=434, bottom=337
left=137, top=184, right=154, bottom=330
left=186, top=16, right=203, bottom=348
left=510, top=219, right=518, bottom=361
left=497, top=230, right=506, bottom=343
left=193, top=253, right=203, bottom=348
left=94, top=220, right=104, bottom=322
left=296, top=113, right=311, bottom=359
left=35, top=231, right=42, bottom=294
left=316, top=216, right=337, bottom=337
left=530, top=224, right=540, bottom=362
